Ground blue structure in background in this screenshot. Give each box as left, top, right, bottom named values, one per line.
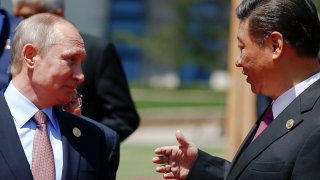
left=108, top=0, right=228, bottom=85
left=178, top=1, right=228, bottom=85
left=107, top=0, right=146, bottom=81
left=179, top=63, right=211, bottom=85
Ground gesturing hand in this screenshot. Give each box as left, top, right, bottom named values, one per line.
left=152, top=130, right=198, bottom=179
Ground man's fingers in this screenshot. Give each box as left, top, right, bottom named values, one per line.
left=154, top=146, right=173, bottom=155
left=152, top=155, right=169, bottom=164
left=71, top=107, right=82, bottom=116
left=156, top=164, right=171, bottom=173
left=163, top=172, right=175, bottom=179
left=175, top=130, right=190, bottom=147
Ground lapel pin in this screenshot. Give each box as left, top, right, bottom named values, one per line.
left=286, top=119, right=294, bottom=130
left=73, top=127, right=81, bottom=137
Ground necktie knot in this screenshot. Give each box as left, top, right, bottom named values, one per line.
left=263, top=105, right=273, bottom=124
left=34, top=111, right=47, bottom=125
left=252, top=105, right=274, bottom=142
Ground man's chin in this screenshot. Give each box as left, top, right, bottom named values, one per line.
left=250, top=86, right=259, bottom=94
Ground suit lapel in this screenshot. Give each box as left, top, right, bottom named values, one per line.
left=55, top=109, right=81, bottom=180
left=227, top=122, right=259, bottom=174
left=227, top=79, right=320, bottom=180
left=0, top=92, right=33, bottom=179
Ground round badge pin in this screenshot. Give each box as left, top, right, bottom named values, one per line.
left=73, top=127, right=81, bottom=137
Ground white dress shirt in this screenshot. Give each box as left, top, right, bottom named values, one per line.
left=272, top=71, right=320, bottom=119
left=4, top=81, right=63, bottom=180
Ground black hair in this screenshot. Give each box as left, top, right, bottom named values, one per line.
left=236, top=0, right=320, bottom=57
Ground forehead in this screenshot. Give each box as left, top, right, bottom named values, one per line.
left=54, top=22, right=84, bottom=47
left=237, top=19, right=250, bottom=43
left=47, top=22, right=85, bottom=57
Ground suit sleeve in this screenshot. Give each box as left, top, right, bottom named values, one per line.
left=292, top=127, right=320, bottom=179
left=187, top=150, right=231, bottom=180
left=96, top=43, right=140, bottom=141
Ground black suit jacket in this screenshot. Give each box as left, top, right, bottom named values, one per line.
left=0, top=91, right=119, bottom=180
left=78, top=33, right=140, bottom=141
left=187, top=79, right=320, bottom=180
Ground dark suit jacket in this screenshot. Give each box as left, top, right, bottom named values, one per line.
left=0, top=9, right=21, bottom=90
left=0, top=91, right=119, bottom=180
left=78, top=33, right=140, bottom=141
left=256, top=93, right=272, bottom=117
left=187, top=79, right=320, bottom=180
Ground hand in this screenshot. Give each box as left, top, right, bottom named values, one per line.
left=56, top=90, right=82, bottom=116
left=64, top=105, right=82, bottom=116
left=152, top=130, right=198, bottom=179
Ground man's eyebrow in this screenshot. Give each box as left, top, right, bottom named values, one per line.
left=64, top=49, right=85, bottom=54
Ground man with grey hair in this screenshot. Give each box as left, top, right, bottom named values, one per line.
left=0, top=13, right=116, bottom=180
left=9, top=0, right=140, bottom=142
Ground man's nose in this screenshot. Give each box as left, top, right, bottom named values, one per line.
left=235, top=58, right=242, bottom=67
left=73, top=66, right=85, bottom=84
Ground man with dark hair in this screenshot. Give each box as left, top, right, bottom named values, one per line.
left=152, top=0, right=320, bottom=179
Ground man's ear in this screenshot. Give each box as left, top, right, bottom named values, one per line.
left=268, top=32, right=284, bottom=60
left=22, top=44, right=38, bottom=68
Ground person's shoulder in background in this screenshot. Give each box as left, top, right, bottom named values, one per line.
left=77, top=32, right=140, bottom=142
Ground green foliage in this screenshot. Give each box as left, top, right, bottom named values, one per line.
left=114, top=0, right=230, bottom=71
left=131, top=87, right=225, bottom=110
left=314, top=0, right=320, bottom=9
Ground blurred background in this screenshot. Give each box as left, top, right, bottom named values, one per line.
left=2, top=0, right=320, bottom=179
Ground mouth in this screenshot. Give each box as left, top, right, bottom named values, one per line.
left=65, top=84, right=77, bottom=90
left=241, top=68, right=248, bottom=75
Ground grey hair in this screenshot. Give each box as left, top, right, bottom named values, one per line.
left=11, top=13, right=66, bottom=75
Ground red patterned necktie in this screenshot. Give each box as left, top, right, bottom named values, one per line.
left=252, top=105, right=273, bottom=142
left=32, top=111, right=55, bottom=180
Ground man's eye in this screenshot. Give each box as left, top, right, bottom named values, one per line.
left=239, top=47, right=243, bottom=54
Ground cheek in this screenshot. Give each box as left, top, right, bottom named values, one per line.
left=240, top=53, right=254, bottom=68
left=52, top=62, right=73, bottom=77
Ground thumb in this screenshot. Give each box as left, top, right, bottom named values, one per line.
left=175, top=130, right=190, bottom=147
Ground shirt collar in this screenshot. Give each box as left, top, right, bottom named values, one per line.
left=272, top=71, right=320, bottom=118
left=4, top=81, right=59, bottom=130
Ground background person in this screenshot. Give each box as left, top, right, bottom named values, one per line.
left=152, top=0, right=320, bottom=179
left=10, top=0, right=140, bottom=142
left=0, top=8, right=20, bottom=90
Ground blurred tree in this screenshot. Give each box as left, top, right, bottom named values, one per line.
left=314, top=0, right=320, bottom=9
left=114, top=0, right=230, bottom=71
